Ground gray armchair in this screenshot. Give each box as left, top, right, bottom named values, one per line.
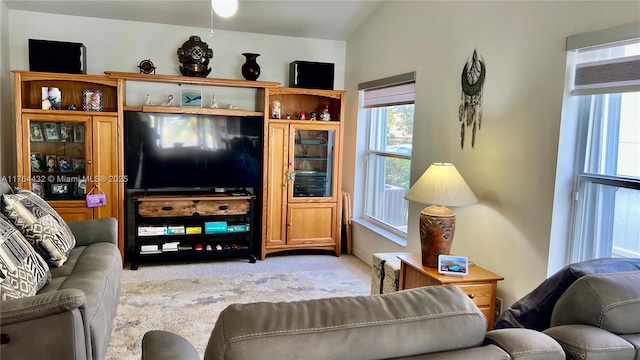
left=142, top=286, right=564, bottom=360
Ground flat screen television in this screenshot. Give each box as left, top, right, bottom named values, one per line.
left=125, top=111, right=262, bottom=190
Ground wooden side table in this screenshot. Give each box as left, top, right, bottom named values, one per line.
left=398, top=253, right=504, bottom=330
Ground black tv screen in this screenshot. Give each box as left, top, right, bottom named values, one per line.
left=125, top=112, right=262, bottom=190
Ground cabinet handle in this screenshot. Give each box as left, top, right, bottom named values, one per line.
left=218, top=205, right=229, bottom=210
left=161, top=206, right=173, bottom=211
left=468, top=294, right=475, bottom=299
left=87, top=160, right=92, bottom=164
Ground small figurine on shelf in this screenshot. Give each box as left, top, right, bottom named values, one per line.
left=144, top=94, right=154, bottom=105
left=309, top=111, right=317, bottom=121
left=210, top=95, right=219, bottom=108
left=299, top=111, right=306, bottom=120
left=226, top=101, right=238, bottom=110
left=320, top=105, right=331, bottom=121
left=161, top=95, right=174, bottom=106
left=286, top=114, right=291, bottom=120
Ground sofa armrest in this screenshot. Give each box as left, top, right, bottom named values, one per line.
left=68, top=217, right=117, bottom=246
left=0, top=289, right=86, bottom=325
left=142, top=330, right=200, bottom=360
left=485, top=328, right=565, bottom=360
left=543, top=324, right=635, bottom=359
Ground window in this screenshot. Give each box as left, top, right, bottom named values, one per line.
left=566, top=29, right=640, bottom=262
left=358, top=73, right=416, bottom=237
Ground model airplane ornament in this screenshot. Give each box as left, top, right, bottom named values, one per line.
left=459, top=49, right=486, bottom=149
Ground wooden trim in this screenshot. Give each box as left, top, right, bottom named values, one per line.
left=267, top=87, right=345, bottom=99
left=104, top=71, right=280, bottom=89
left=121, top=105, right=263, bottom=117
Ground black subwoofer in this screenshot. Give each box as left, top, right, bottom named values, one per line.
left=29, top=39, right=86, bottom=74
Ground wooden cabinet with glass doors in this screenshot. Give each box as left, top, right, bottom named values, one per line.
left=262, top=88, right=345, bottom=259
left=13, top=71, right=124, bottom=258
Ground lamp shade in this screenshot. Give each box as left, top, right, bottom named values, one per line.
left=404, top=163, right=477, bottom=206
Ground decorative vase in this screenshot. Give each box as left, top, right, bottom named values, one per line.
left=241, top=53, right=261, bottom=81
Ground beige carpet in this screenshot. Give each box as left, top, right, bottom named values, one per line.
left=106, top=255, right=371, bottom=360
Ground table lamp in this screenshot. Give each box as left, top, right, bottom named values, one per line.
left=404, top=163, right=477, bottom=267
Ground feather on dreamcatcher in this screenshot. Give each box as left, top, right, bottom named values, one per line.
left=459, top=49, right=486, bottom=149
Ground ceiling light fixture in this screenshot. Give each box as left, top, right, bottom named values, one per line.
left=212, top=0, right=238, bottom=18
left=210, top=0, right=238, bottom=36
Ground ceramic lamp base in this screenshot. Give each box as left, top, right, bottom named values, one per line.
left=419, top=205, right=456, bottom=268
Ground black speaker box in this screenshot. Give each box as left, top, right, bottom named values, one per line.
left=29, top=39, right=86, bottom=74
left=289, top=61, right=334, bottom=90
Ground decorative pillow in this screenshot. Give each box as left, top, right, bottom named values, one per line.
left=2, top=190, right=76, bottom=267
left=0, top=213, right=51, bottom=300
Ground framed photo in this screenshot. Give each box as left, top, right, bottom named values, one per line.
left=45, top=155, right=57, bottom=172
left=43, top=122, right=59, bottom=141
left=76, top=179, right=87, bottom=195
left=41, top=87, right=61, bottom=110
left=72, top=158, right=85, bottom=170
left=74, top=125, right=85, bottom=142
left=180, top=89, right=202, bottom=107
left=30, top=123, right=44, bottom=141
left=48, top=182, right=71, bottom=198
left=60, top=123, right=74, bottom=142
left=30, top=152, right=44, bottom=172
left=58, top=156, right=72, bottom=172
left=31, top=181, right=44, bottom=197
left=83, top=89, right=103, bottom=111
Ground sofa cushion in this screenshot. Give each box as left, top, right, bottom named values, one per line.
left=0, top=214, right=51, bottom=299
left=205, top=286, right=487, bottom=360
left=2, top=190, right=76, bottom=267
left=550, top=271, right=640, bottom=334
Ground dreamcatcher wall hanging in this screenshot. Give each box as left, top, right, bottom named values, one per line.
left=459, top=49, right=486, bottom=149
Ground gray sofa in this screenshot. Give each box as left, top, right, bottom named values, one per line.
left=543, top=271, right=640, bottom=360
left=141, top=285, right=565, bottom=360
left=0, top=180, right=122, bottom=360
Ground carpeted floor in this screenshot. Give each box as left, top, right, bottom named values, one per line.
left=106, top=255, right=372, bottom=360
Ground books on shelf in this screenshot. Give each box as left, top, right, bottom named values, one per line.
left=140, top=244, right=161, bottom=254
left=227, top=224, right=250, bottom=232
left=186, top=226, right=202, bottom=234
left=166, top=225, right=185, bottom=235
left=204, top=221, right=227, bottom=234
left=138, top=225, right=166, bottom=236
left=162, top=241, right=180, bottom=252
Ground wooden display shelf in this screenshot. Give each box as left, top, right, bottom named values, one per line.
left=21, top=108, right=119, bottom=116
left=268, top=87, right=345, bottom=99
left=105, top=71, right=280, bottom=89
left=123, top=105, right=263, bottom=117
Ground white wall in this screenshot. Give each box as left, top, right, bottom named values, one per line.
left=8, top=11, right=346, bottom=86
left=0, top=1, right=10, bottom=176
left=343, top=1, right=640, bottom=307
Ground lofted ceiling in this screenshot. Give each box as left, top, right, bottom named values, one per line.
left=4, top=0, right=383, bottom=41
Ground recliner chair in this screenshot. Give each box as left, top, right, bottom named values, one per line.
left=543, top=270, right=640, bottom=360
left=141, top=286, right=564, bottom=360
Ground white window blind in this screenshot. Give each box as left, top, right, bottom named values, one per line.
left=359, top=72, right=416, bottom=108
left=568, top=22, right=640, bottom=96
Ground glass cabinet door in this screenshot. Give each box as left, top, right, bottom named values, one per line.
left=291, top=125, right=336, bottom=199
left=27, top=118, right=88, bottom=200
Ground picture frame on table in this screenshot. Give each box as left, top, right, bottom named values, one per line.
left=30, top=152, right=44, bottom=172
left=181, top=89, right=202, bottom=107
left=60, top=123, right=74, bottom=142
left=31, top=181, right=44, bottom=197
left=41, top=87, right=61, bottom=110
left=74, top=125, right=85, bottom=142
left=48, top=182, right=72, bottom=198
left=43, top=122, right=59, bottom=141
left=57, top=156, right=72, bottom=172
left=45, top=155, right=57, bottom=172
left=72, top=158, right=85, bottom=171
left=30, top=123, right=44, bottom=141
left=83, top=89, right=103, bottom=111
left=76, top=179, right=87, bottom=195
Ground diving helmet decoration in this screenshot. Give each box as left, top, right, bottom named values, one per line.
left=177, top=35, right=214, bottom=77
left=459, top=49, right=486, bottom=149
